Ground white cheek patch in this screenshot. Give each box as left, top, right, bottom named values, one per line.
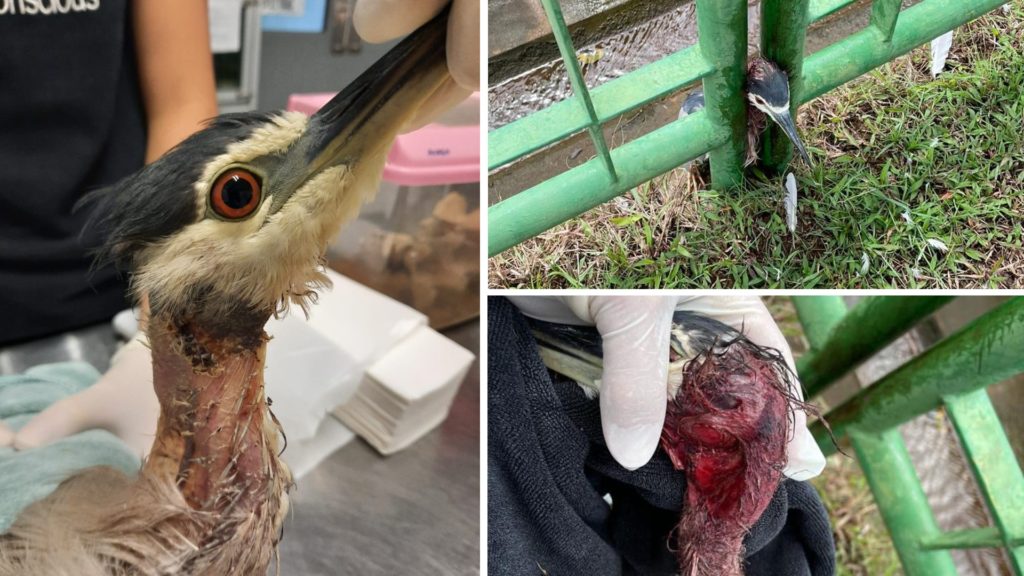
left=748, top=93, right=791, bottom=117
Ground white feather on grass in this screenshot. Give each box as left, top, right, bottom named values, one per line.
left=859, top=252, right=870, bottom=276
left=931, top=31, right=954, bottom=78
left=784, top=173, right=798, bottom=234
left=926, top=238, right=950, bottom=253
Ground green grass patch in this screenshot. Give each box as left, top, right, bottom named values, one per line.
left=490, top=3, right=1024, bottom=289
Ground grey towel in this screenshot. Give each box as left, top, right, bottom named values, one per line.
left=487, top=297, right=835, bottom=576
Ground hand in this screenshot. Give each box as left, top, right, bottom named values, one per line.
left=508, top=296, right=826, bottom=480
left=354, top=0, right=479, bottom=130
left=12, top=336, right=159, bottom=459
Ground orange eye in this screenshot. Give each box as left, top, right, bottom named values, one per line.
left=210, top=169, right=262, bottom=219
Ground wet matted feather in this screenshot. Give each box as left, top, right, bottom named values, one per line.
left=531, top=312, right=826, bottom=576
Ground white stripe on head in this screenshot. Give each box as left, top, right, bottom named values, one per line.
left=747, top=92, right=791, bottom=117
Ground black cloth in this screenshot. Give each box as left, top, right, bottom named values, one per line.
left=488, top=297, right=836, bottom=576
left=0, top=0, right=144, bottom=345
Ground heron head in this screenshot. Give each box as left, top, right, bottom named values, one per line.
left=746, top=58, right=812, bottom=166
left=82, top=10, right=450, bottom=326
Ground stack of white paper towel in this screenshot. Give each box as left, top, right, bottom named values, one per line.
left=334, top=325, right=474, bottom=454
left=262, top=269, right=475, bottom=478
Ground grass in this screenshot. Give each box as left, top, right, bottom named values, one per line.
left=489, top=3, right=1024, bottom=288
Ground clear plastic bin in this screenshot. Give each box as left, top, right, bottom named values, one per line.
left=287, top=93, right=480, bottom=329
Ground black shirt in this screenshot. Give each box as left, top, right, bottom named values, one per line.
left=0, top=0, right=145, bottom=345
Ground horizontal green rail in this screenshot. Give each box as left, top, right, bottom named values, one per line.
left=488, top=0, right=1009, bottom=256
left=798, top=296, right=1024, bottom=576
left=489, top=112, right=727, bottom=252
left=792, top=296, right=953, bottom=397
left=800, top=0, right=1008, bottom=102
left=488, top=46, right=714, bottom=171
left=811, top=297, right=1024, bottom=452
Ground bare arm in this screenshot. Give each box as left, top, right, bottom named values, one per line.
left=134, top=1, right=212, bottom=325
left=133, top=0, right=218, bottom=162
left=8, top=4, right=215, bottom=454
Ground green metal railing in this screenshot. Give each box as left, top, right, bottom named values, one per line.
left=793, top=296, right=1024, bottom=575
left=488, top=0, right=1009, bottom=255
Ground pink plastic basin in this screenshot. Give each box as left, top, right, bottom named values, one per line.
left=287, top=92, right=480, bottom=186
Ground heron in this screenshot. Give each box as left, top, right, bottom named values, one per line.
left=0, top=9, right=451, bottom=575
left=680, top=57, right=812, bottom=168
left=531, top=311, right=819, bottom=576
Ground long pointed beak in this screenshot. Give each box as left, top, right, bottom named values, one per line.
left=767, top=108, right=812, bottom=167
left=297, top=6, right=450, bottom=182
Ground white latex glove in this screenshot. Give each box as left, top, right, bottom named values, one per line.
left=508, top=296, right=827, bottom=480
left=12, top=335, right=159, bottom=459
left=354, top=0, right=479, bottom=130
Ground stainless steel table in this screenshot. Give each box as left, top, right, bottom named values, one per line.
left=0, top=319, right=481, bottom=575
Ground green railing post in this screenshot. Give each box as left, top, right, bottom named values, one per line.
left=943, top=390, right=1024, bottom=574
left=850, top=428, right=959, bottom=575
left=696, top=0, right=748, bottom=189
left=797, top=296, right=1024, bottom=574
left=538, top=0, right=618, bottom=182
left=760, top=0, right=810, bottom=172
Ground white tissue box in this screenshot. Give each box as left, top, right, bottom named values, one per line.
left=334, top=324, right=475, bottom=455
